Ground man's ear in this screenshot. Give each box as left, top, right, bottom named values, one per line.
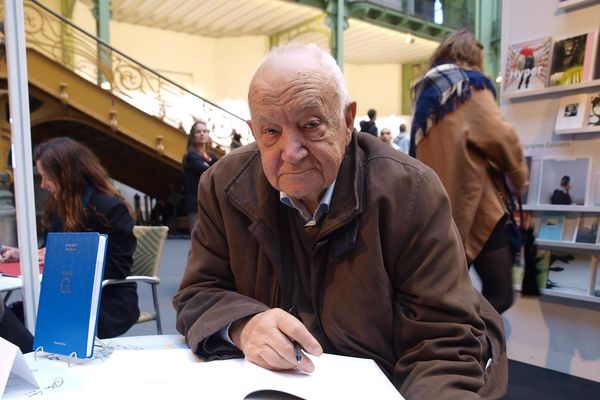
left=344, top=101, right=357, bottom=144
left=247, top=120, right=257, bottom=140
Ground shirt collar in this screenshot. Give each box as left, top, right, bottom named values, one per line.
left=280, top=180, right=336, bottom=227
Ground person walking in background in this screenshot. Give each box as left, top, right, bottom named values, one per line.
left=393, top=123, right=410, bottom=154
left=183, top=120, right=218, bottom=231
left=359, top=108, right=378, bottom=137
left=379, top=127, right=400, bottom=150
left=410, top=29, right=529, bottom=314
left=230, top=129, right=243, bottom=150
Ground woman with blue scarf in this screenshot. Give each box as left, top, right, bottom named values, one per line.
left=410, top=30, right=528, bottom=314
left=35, top=137, right=140, bottom=337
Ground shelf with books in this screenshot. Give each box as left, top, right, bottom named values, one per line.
left=557, top=0, right=600, bottom=11
left=503, top=79, right=600, bottom=100
left=555, top=126, right=600, bottom=135
left=540, top=287, right=600, bottom=304
left=536, top=239, right=600, bottom=254
left=523, top=204, right=600, bottom=212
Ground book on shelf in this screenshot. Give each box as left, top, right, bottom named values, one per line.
left=538, top=212, right=565, bottom=241
left=549, top=32, right=598, bottom=86
left=503, top=37, right=552, bottom=94
left=587, top=92, right=600, bottom=127
left=33, top=232, right=108, bottom=359
left=555, top=93, right=589, bottom=130
left=562, top=213, right=580, bottom=241
left=574, top=215, right=600, bottom=243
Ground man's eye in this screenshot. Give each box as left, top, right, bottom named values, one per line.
left=304, top=120, right=320, bottom=129
left=263, top=128, right=280, bottom=136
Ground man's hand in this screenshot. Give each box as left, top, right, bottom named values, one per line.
left=230, top=308, right=323, bottom=373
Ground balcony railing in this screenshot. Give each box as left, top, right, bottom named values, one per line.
left=347, top=0, right=474, bottom=31
left=7, top=0, right=250, bottom=152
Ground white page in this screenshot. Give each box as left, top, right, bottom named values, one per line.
left=0, top=337, right=39, bottom=397
left=86, top=349, right=403, bottom=400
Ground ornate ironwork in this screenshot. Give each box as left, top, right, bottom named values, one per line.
left=6, top=0, right=250, bottom=151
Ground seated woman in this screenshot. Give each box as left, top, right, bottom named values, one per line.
left=2, top=137, right=140, bottom=338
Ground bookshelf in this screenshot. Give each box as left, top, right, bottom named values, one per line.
left=503, top=79, right=600, bottom=100
left=501, top=0, right=600, bottom=381
left=557, top=0, right=600, bottom=11
left=555, top=126, right=600, bottom=135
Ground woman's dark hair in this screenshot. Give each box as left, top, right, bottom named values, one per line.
left=34, top=137, right=133, bottom=231
left=430, top=29, right=484, bottom=71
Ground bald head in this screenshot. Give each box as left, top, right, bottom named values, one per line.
left=249, top=43, right=349, bottom=117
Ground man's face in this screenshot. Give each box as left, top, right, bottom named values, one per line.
left=248, top=53, right=355, bottom=211
left=380, top=129, right=392, bottom=144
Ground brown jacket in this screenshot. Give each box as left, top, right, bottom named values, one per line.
left=173, top=133, right=508, bottom=399
left=416, top=89, right=528, bottom=262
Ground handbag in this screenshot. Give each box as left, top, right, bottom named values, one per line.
left=501, top=175, right=523, bottom=260
left=501, top=175, right=541, bottom=296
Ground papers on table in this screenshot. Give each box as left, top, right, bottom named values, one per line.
left=85, top=350, right=403, bottom=400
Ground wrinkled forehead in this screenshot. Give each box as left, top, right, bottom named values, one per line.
left=249, top=54, right=339, bottom=111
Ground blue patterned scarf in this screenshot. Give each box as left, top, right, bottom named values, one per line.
left=409, top=62, right=496, bottom=157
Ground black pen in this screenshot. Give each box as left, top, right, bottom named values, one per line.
left=288, top=306, right=302, bottom=364
left=294, top=341, right=302, bottom=364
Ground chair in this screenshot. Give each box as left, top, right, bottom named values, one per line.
left=102, top=225, right=169, bottom=334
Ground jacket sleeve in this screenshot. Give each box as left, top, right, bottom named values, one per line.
left=392, top=168, right=506, bottom=400
left=466, top=89, right=529, bottom=189
left=172, top=170, right=269, bottom=359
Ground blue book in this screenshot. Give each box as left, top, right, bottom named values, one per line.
left=34, top=232, right=108, bottom=358
left=538, top=212, right=565, bottom=241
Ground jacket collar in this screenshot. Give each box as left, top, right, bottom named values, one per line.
left=224, top=133, right=363, bottom=242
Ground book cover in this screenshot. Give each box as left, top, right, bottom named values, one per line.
left=33, top=232, right=107, bottom=359
left=562, top=213, right=580, bottom=241
left=503, top=37, right=552, bottom=94
left=582, top=31, right=599, bottom=81
left=538, top=212, right=565, bottom=241
left=549, top=33, right=588, bottom=86
left=555, top=94, right=589, bottom=131
left=587, top=92, right=600, bottom=127
left=574, top=215, right=600, bottom=244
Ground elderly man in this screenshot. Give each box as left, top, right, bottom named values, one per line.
left=173, top=44, right=507, bottom=399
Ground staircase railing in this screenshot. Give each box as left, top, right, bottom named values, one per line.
left=12, top=0, right=251, bottom=152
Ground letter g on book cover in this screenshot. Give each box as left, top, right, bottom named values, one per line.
left=34, top=232, right=107, bottom=358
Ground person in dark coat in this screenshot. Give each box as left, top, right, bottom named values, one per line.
left=33, top=137, right=139, bottom=338
left=0, top=301, right=34, bottom=353
left=183, top=120, right=218, bottom=231
left=173, top=43, right=508, bottom=400
left=359, top=108, right=378, bottom=137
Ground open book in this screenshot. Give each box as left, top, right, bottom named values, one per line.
left=86, top=349, right=404, bottom=399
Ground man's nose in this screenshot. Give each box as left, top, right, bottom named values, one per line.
left=281, top=131, right=308, bottom=163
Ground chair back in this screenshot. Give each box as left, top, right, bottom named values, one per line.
left=131, top=226, right=169, bottom=277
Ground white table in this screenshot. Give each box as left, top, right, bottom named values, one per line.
left=0, top=275, right=23, bottom=303
left=3, top=335, right=188, bottom=399
left=3, top=334, right=403, bottom=400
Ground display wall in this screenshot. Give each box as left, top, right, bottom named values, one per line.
left=500, top=0, right=600, bottom=381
